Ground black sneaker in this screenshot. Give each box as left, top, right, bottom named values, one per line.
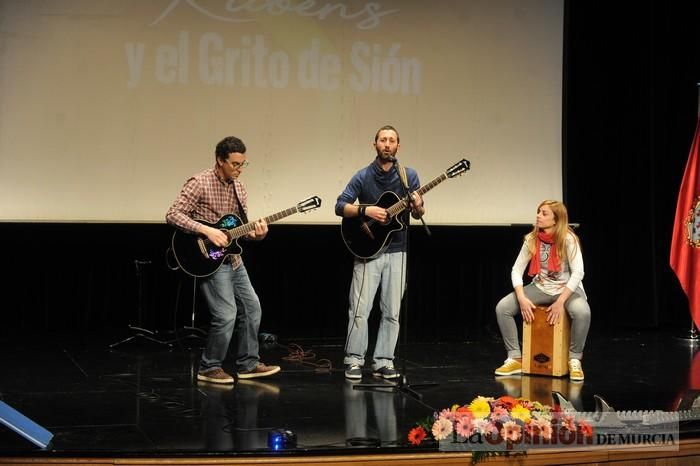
left=344, top=364, right=362, bottom=379
left=372, top=365, right=399, bottom=379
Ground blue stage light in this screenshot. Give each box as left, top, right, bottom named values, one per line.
left=267, top=429, right=297, bottom=450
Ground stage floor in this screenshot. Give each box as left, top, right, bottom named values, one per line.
left=1, top=328, right=700, bottom=457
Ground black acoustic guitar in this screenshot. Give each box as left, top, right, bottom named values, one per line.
left=172, top=196, right=322, bottom=277
left=341, top=159, right=470, bottom=259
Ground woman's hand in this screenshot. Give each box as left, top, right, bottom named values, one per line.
left=546, top=300, right=565, bottom=325
left=518, top=296, right=536, bottom=323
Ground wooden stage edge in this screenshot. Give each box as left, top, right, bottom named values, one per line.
left=3, top=438, right=700, bottom=466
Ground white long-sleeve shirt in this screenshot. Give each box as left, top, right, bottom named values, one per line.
left=510, top=233, right=586, bottom=297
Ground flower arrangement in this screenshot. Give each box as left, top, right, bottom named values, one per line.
left=408, top=395, right=594, bottom=464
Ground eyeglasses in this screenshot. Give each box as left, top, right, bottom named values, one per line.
left=226, top=159, right=249, bottom=169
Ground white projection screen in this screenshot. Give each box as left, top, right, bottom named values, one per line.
left=0, top=0, right=563, bottom=224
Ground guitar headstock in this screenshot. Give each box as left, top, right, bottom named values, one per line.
left=297, top=196, right=322, bottom=213
left=446, top=159, right=470, bottom=178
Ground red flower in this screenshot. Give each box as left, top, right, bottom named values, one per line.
left=408, top=426, right=427, bottom=445
left=578, top=420, right=593, bottom=437
left=497, top=395, right=517, bottom=409
left=456, top=405, right=471, bottom=414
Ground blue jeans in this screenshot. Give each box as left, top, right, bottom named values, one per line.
left=344, top=252, right=405, bottom=370
left=198, top=263, right=261, bottom=373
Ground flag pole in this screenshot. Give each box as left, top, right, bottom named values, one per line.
left=682, top=322, right=699, bottom=342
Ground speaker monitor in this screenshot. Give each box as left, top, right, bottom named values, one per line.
left=0, top=400, right=53, bottom=449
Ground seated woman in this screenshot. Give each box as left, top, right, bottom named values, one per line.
left=494, top=200, right=590, bottom=381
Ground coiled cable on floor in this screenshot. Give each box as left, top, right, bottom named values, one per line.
left=280, top=342, right=333, bottom=373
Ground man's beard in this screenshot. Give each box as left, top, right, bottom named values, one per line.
left=376, top=147, right=397, bottom=159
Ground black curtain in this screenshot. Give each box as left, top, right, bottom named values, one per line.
left=564, top=0, right=700, bottom=332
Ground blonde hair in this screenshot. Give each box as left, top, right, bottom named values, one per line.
left=525, top=200, right=580, bottom=262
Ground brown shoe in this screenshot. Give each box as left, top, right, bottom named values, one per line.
left=237, top=363, right=281, bottom=379
left=197, top=367, right=234, bottom=384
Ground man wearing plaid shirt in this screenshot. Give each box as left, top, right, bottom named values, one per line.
left=166, top=136, right=281, bottom=384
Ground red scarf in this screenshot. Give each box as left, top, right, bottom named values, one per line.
left=528, top=231, right=561, bottom=276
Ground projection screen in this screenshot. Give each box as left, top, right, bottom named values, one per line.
left=0, top=0, right=563, bottom=224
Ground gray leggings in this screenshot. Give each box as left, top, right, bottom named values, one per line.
left=495, top=283, right=591, bottom=360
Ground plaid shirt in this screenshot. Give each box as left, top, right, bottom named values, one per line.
left=166, top=167, right=248, bottom=269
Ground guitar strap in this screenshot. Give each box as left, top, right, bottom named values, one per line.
left=398, top=164, right=409, bottom=190
left=394, top=163, right=410, bottom=221
left=231, top=182, right=249, bottom=223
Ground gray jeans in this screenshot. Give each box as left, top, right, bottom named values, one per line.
left=495, top=283, right=590, bottom=360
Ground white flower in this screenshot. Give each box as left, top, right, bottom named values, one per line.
left=431, top=418, right=454, bottom=441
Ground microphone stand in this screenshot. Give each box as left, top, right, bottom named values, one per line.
left=109, top=259, right=173, bottom=349
left=353, top=159, right=438, bottom=400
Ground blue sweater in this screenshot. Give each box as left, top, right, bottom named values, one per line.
left=335, top=157, right=420, bottom=253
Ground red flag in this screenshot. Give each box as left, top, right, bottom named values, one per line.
left=671, top=118, right=700, bottom=329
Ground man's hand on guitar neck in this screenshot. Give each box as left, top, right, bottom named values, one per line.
left=246, top=220, right=268, bottom=241
left=409, top=192, right=424, bottom=219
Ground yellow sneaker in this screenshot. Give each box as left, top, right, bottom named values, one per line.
left=568, top=359, right=584, bottom=381
left=495, top=358, right=522, bottom=376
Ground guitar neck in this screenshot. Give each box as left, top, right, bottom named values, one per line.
left=229, top=206, right=299, bottom=238
left=386, top=172, right=448, bottom=217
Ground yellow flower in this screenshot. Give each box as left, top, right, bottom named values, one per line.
left=468, top=397, right=491, bottom=419
left=510, top=404, right=531, bottom=423
left=531, top=401, right=547, bottom=412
